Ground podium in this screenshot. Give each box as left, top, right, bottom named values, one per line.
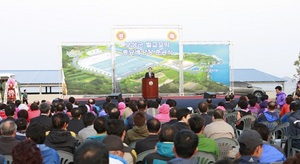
left=142, top=78, right=158, bottom=99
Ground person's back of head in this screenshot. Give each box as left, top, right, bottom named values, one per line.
left=108, top=107, right=120, bottom=119
left=56, top=103, right=65, bottom=112
left=0, top=120, right=17, bottom=136
left=213, top=109, right=224, bottom=119
left=147, top=100, right=159, bottom=108
left=133, top=111, right=146, bottom=127
left=267, top=101, right=276, bottom=111
left=39, top=102, right=51, bottom=114
left=52, top=113, right=70, bottom=129
left=290, top=100, right=300, bottom=112
left=229, top=93, right=235, bottom=100
left=105, top=119, right=125, bottom=138
left=147, top=118, right=161, bottom=133
left=15, top=100, right=21, bottom=108
left=17, top=110, right=28, bottom=120
left=5, top=104, right=15, bottom=116
left=124, top=97, right=130, bottom=107
left=82, top=112, right=96, bottom=127
left=249, top=99, right=256, bottom=107
left=198, top=102, right=208, bottom=113
left=206, top=98, right=213, bottom=104
left=74, top=140, right=109, bottom=164
left=102, top=135, right=124, bottom=158
left=137, top=99, right=147, bottom=111
left=106, top=96, right=112, bottom=103
left=283, top=153, right=300, bottom=164
left=261, top=94, right=268, bottom=102
left=188, top=115, right=205, bottom=134
left=159, top=125, right=178, bottom=142
left=71, top=108, right=82, bottom=118
left=238, top=100, right=249, bottom=110
left=15, top=118, right=27, bottom=131
left=286, top=96, right=294, bottom=105
left=12, top=139, right=43, bottom=164
left=26, top=123, right=46, bottom=144
left=176, top=108, right=191, bottom=121
left=253, top=123, right=269, bottom=141
left=65, top=102, right=73, bottom=112
left=225, top=95, right=231, bottom=101
left=166, top=99, right=176, bottom=108
left=129, top=100, right=138, bottom=113
left=94, top=117, right=106, bottom=134
left=78, top=104, right=88, bottom=115
left=156, top=96, right=162, bottom=105
left=69, top=97, right=76, bottom=104
left=30, top=103, right=39, bottom=111
left=169, top=107, right=177, bottom=118
left=173, top=129, right=198, bottom=158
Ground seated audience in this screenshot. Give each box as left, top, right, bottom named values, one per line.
left=168, top=129, right=199, bottom=164
left=188, top=115, right=219, bottom=158
left=248, top=99, right=259, bottom=114
left=204, top=109, right=235, bottom=139
left=206, top=98, right=216, bottom=109
left=0, top=120, right=21, bottom=155
left=106, top=119, right=137, bottom=164
left=78, top=112, right=97, bottom=144
left=87, top=116, right=107, bottom=141
left=155, top=104, right=170, bottom=123
left=197, top=102, right=212, bottom=125
left=67, top=107, right=85, bottom=134
left=27, top=103, right=40, bottom=122
left=74, top=140, right=109, bottom=164
left=224, top=94, right=235, bottom=110
left=102, top=135, right=127, bottom=164
left=124, top=111, right=149, bottom=145
left=253, top=123, right=286, bottom=163
left=288, top=99, right=300, bottom=150
left=26, top=122, right=60, bottom=164
left=30, top=102, right=52, bottom=131
left=143, top=126, right=177, bottom=164
left=163, top=107, right=178, bottom=127
left=15, top=118, right=27, bottom=141
left=12, top=139, right=43, bottom=164
left=135, top=118, right=160, bottom=154
left=44, top=113, right=78, bottom=153
left=172, top=107, right=191, bottom=131
left=259, top=94, right=269, bottom=109
left=236, top=100, right=252, bottom=130
left=235, top=130, right=263, bottom=164
left=257, top=101, right=280, bottom=123
left=280, top=96, right=293, bottom=117
left=147, top=100, right=159, bottom=116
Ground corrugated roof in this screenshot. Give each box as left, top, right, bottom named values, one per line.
left=233, top=69, right=286, bottom=82
left=0, top=70, right=62, bottom=84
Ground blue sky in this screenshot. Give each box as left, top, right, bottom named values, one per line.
left=0, top=0, right=299, bottom=79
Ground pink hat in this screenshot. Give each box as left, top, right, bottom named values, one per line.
left=118, top=102, right=126, bottom=110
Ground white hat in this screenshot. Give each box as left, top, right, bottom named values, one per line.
left=18, top=104, right=29, bottom=110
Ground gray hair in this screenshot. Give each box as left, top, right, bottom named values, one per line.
left=0, top=120, right=17, bottom=135
left=39, top=103, right=51, bottom=114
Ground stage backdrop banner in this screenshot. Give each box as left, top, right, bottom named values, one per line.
left=182, top=42, right=230, bottom=94
left=61, top=44, right=113, bottom=95
left=113, top=26, right=182, bottom=94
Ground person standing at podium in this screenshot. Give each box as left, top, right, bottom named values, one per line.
left=145, top=67, right=155, bottom=78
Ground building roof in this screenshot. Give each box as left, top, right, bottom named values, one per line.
left=233, top=69, right=286, bottom=82
left=0, top=70, right=62, bottom=84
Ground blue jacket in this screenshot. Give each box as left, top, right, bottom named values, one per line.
left=258, top=111, right=280, bottom=123
left=143, top=142, right=175, bottom=164
left=37, top=144, right=60, bottom=164
left=260, top=142, right=286, bottom=163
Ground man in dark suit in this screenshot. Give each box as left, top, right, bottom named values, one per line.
left=145, top=67, right=155, bottom=78
left=30, top=102, right=52, bottom=131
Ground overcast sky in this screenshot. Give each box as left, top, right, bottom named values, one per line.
left=0, top=0, right=299, bottom=79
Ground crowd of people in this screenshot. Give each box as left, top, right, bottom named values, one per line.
left=1, top=85, right=300, bottom=163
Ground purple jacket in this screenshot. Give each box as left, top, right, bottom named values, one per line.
left=276, top=92, right=286, bottom=108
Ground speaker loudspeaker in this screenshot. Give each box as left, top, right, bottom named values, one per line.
left=108, top=93, right=122, bottom=100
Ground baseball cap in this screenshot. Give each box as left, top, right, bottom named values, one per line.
left=102, top=135, right=124, bottom=151
left=238, top=130, right=263, bottom=150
